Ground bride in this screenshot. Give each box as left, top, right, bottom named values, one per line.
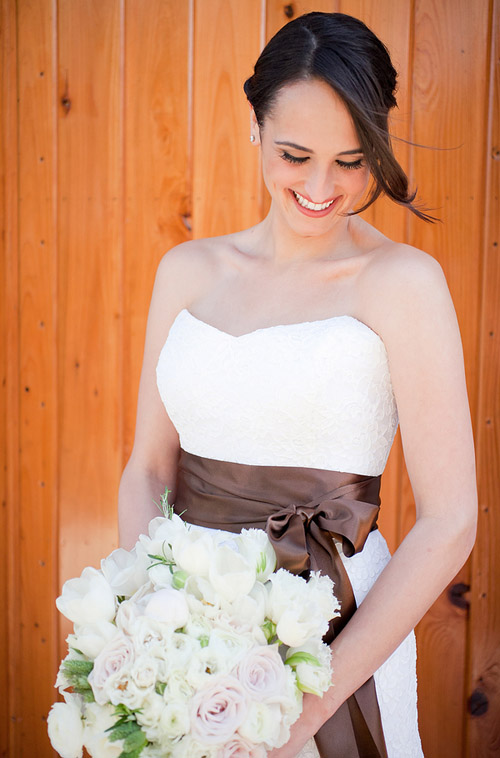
left=118, top=12, right=477, bottom=758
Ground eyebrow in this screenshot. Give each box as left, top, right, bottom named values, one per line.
left=274, top=141, right=363, bottom=156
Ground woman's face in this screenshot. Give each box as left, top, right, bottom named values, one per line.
left=252, top=78, right=371, bottom=237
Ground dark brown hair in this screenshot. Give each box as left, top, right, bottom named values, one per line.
left=244, top=12, right=435, bottom=222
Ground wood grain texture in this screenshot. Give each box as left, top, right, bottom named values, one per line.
left=15, top=0, right=58, bottom=755
left=466, top=0, right=500, bottom=754
left=57, top=0, right=122, bottom=585
left=409, top=1, right=490, bottom=755
left=192, top=0, right=262, bottom=239
left=1, top=2, right=19, bottom=756
left=123, top=0, right=191, bottom=465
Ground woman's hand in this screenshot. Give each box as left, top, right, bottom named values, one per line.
left=266, top=693, right=332, bottom=758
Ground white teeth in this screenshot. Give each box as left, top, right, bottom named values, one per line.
left=292, top=190, right=335, bottom=211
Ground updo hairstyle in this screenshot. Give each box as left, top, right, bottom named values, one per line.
left=244, top=12, right=433, bottom=222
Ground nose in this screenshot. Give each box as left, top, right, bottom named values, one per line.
left=303, top=164, right=336, bottom=203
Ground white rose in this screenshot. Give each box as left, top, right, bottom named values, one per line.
left=238, top=528, right=277, bottom=581
left=101, top=544, right=150, bottom=598
left=144, top=587, right=189, bottom=629
left=172, top=528, right=216, bottom=577
left=135, top=692, right=166, bottom=742
left=83, top=702, right=123, bottom=758
left=238, top=700, right=282, bottom=746
left=159, top=700, right=190, bottom=740
left=164, top=671, right=194, bottom=702
left=47, top=692, right=84, bottom=758
left=56, top=567, right=115, bottom=626
left=129, top=653, right=158, bottom=691
left=88, top=631, right=134, bottom=705
left=132, top=616, right=172, bottom=658
left=171, top=736, right=218, bottom=758
left=67, top=620, right=117, bottom=659
left=208, top=544, right=256, bottom=603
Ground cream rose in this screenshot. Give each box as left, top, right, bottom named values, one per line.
left=190, top=675, right=248, bottom=744
left=235, top=644, right=286, bottom=700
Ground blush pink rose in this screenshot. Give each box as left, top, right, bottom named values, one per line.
left=191, top=675, right=248, bottom=745
left=88, top=632, right=135, bottom=705
left=235, top=645, right=286, bottom=700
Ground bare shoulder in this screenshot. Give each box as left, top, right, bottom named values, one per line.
left=358, top=242, right=456, bottom=344
left=153, top=234, right=237, bottom=313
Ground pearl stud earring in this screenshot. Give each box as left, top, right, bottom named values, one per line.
left=250, top=135, right=256, bottom=143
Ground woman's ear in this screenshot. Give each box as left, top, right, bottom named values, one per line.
left=248, top=104, right=261, bottom=145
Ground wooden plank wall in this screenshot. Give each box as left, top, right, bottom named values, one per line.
left=1, top=1, right=498, bottom=756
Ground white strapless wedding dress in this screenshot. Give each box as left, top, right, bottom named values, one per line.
left=156, top=308, right=424, bottom=758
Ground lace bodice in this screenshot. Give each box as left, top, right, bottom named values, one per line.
left=156, top=308, right=399, bottom=476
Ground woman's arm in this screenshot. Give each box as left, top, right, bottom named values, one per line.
left=118, top=241, right=212, bottom=549
left=268, top=247, right=478, bottom=756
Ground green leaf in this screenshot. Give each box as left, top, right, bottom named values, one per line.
left=108, top=721, right=139, bottom=741
left=63, top=659, right=94, bottom=676
left=155, top=681, right=167, bottom=696
left=123, top=728, right=148, bottom=752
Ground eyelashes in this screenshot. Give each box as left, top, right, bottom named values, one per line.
left=280, top=151, right=365, bottom=170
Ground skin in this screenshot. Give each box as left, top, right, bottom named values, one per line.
left=119, top=78, right=477, bottom=755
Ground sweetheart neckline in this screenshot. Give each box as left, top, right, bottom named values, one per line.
left=179, top=307, right=385, bottom=346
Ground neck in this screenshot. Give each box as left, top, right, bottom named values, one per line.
left=252, top=202, right=359, bottom=265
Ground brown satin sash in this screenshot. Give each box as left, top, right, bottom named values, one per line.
left=174, top=449, right=388, bottom=758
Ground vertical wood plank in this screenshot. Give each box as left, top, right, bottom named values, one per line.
left=466, top=0, right=500, bottom=754
left=57, top=0, right=122, bottom=585
left=16, top=0, right=58, bottom=754
left=409, top=2, right=490, bottom=755
left=1, top=2, right=19, bottom=756
left=192, top=0, right=262, bottom=239
left=123, top=0, right=191, bottom=464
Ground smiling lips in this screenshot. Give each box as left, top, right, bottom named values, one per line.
left=290, top=189, right=339, bottom=216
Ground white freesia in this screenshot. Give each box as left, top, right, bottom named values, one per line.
left=238, top=528, right=277, bottom=581
left=83, top=702, right=123, bottom=758
left=47, top=692, right=84, bottom=758
left=56, top=567, right=115, bottom=626
left=144, top=586, right=189, bottom=628
left=239, top=700, right=282, bottom=745
left=67, top=620, right=117, bottom=659
left=172, top=528, right=216, bottom=577
left=208, top=544, right=256, bottom=603
left=147, top=561, right=174, bottom=589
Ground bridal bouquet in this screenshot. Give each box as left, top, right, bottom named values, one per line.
left=48, top=492, right=339, bottom=758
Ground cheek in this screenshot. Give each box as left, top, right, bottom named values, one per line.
left=262, top=155, right=297, bottom=190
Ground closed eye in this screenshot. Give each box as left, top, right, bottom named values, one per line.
left=280, top=151, right=309, bottom=165
left=337, top=158, right=365, bottom=170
